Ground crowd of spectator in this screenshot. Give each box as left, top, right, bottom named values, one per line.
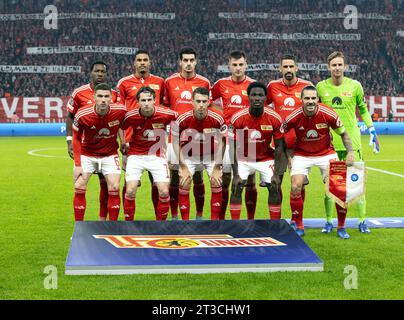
left=0, top=0, right=403, bottom=97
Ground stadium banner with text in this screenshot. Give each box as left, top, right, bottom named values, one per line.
left=0, top=12, right=175, bottom=21
left=0, top=65, right=81, bottom=73
left=326, top=161, right=366, bottom=209
left=65, top=220, right=323, bottom=275
left=27, top=46, right=138, bottom=55
left=208, top=33, right=361, bottom=41
left=1, top=96, right=404, bottom=123
left=218, top=12, right=392, bottom=20
left=217, top=63, right=358, bottom=73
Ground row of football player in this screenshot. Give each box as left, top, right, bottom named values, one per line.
left=66, top=48, right=380, bottom=238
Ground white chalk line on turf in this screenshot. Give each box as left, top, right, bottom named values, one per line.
left=28, top=147, right=69, bottom=159
left=367, top=166, right=404, bottom=179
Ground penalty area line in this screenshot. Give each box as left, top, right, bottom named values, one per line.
left=27, top=147, right=69, bottom=159
left=367, top=166, right=404, bottom=179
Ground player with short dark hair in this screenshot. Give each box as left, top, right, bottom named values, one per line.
left=172, top=87, right=225, bottom=220
left=164, top=47, right=211, bottom=220
left=265, top=54, right=313, bottom=220
left=211, top=50, right=257, bottom=220
left=65, top=61, right=119, bottom=221
left=72, top=83, right=126, bottom=221
left=122, top=86, right=177, bottom=221
left=282, top=86, right=354, bottom=238
left=229, top=82, right=287, bottom=220
left=117, top=50, right=166, bottom=215
left=316, top=51, right=379, bottom=234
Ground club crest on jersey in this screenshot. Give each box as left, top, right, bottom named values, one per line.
left=241, top=90, right=247, bottom=96
left=294, top=92, right=301, bottom=98
left=341, top=92, right=352, bottom=97
left=230, top=95, right=242, bottom=104
left=93, top=234, right=287, bottom=249
left=306, top=130, right=318, bottom=138
left=180, top=91, right=192, bottom=100
left=316, top=123, right=328, bottom=129
left=108, top=120, right=120, bottom=127
left=284, top=97, right=295, bottom=107
left=261, top=125, right=273, bottom=131
left=98, top=128, right=110, bottom=136
left=152, top=123, right=165, bottom=129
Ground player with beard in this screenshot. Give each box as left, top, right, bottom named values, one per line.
left=266, top=54, right=312, bottom=221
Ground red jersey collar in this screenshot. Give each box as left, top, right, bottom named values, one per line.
left=180, top=72, right=197, bottom=81
left=281, top=77, right=299, bottom=88
left=93, top=104, right=110, bottom=117
left=231, top=75, right=247, bottom=84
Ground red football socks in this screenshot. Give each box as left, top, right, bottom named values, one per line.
left=194, top=182, right=205, bottom=218
left=230, top=203, right=242, bottom=220
left=245, top=184, right=257, bottom=219
left=290, top=193, right=304, bottom=229
left=157, top=195, right=170, bottom=221
left=123, top=193, right=135, bottom=221
left=73, top=188, right=86, bottom=221
left=210, top=187, right=222, bottom=220
left=269, top=204, right=281, bottom=220
left=336, top=204, right=347, bottom=229
left=178, top=188, right=190, bottom=220
left=108, top=190, right=120, bottom=221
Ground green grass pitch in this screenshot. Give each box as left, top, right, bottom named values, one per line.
left=0, top=135, right=403, bottom=299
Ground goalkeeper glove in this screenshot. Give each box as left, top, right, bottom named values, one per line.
left=368, top=126, right=380, bottom=153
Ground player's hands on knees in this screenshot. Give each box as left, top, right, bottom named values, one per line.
left=210, top=167, right=222, bottom=187
left=179, top=165, right=192, bottom=188
left=73, top=166, right=83, bottom=181
left=271, top=175, right=281, bottom=190
left=346, top=151, right=355, bottom=167
left=67, top=141, right=74, bottom=159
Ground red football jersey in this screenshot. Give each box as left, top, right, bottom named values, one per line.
left=117, top=74, right=165, bottom=142
left=173, top=109, right=226, bottom=158
left=211, top=76, right=255, bottom=124
left=267, top=78, right=313, bottom=149
left=282, top=103, right=343, bottom=157
left=72, top=103, right=126, bottom=165
left=122, top=106, right=177, bottom=157
left=66, top=83, right=119, bottom=115
left=164, top=73, right=211, bottom=115
left=229, top=107, right=283, bottom=162
left=117, top=74, right=165, bottom=110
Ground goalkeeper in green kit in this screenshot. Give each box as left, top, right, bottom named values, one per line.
left=316, top=51, right=380, bottom=236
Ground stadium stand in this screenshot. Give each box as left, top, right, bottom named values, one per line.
left=0, top=0, right=403, bottom=97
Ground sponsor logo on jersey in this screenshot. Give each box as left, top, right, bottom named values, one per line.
left=108, top=120, right=120, bottom=127
left=94, top=234, right=287, bottom=249
left=261, top=125, right=273, bottom=131
left=306, top=129, right=318, bottom=138
left=152, top=123, right=165, bottom=129
left=149, top=84, right=160, bottom=90
left=180, top=91, right=192, bottom=100
left=284, top=97, right=295, bottom=107
left=316, top=123, right=328, bottom=129
left=143, top=129, right=155, bottom=138
left=332, top=96, right=343, bottom=106
left=250, top=130, right=262, bottom=139
left=98, top=128, right=110, bottom=136
left=230, top=95, right=242, bottom=104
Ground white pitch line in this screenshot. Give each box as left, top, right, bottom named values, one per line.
left=28, top=147, right=69, bottom=159
left=366, top=160, right=404, bottom=162
left=367, top=166, right=404, bottom=179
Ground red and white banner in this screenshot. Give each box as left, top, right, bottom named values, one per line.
left=326, top=161, right=366, bottom=208
left=0, top=95, right=403, bottom=123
